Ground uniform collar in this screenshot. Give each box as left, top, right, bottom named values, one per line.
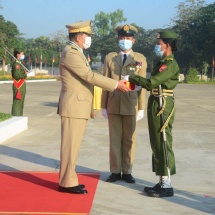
left=120, top=50, right=131, bottom=56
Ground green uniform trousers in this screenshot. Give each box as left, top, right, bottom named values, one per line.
left=147, top=95, right=176, bottom=176
left=11, top=82, right=26, bottom=116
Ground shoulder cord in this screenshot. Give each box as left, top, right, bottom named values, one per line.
left=157, top=96, right=175, bottom=132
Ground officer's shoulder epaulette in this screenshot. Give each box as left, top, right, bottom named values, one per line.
left=107, top=52, right=117, bottom=56
left=106, top=52, right=118, bottom=59
left=166, top=58, right=173, bottom=61
left=134, top=52, right=146, bottom=59
left=71, top=45, right=78, bottom=50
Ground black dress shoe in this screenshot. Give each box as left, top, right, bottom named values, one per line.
left=79, top=184, right=85, bottom=189
left=58, top=185, right=88, bottom=194
left=147, top=187, right=174, bottom=197
left=106, top=173, right=121, bottom=182
left=144, top=183, right=161, bottom=192
left=122, top=174, right=135, bottom=183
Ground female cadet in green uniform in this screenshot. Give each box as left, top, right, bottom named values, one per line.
left=11, top=50, right=27, bottom=116
left=124, top=31, right=179, bottom=197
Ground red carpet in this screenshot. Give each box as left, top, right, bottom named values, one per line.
left=0, top=171, right=100, bottom=215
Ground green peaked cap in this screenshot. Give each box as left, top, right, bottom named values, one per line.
left=157, top=31, right=178, bottom=39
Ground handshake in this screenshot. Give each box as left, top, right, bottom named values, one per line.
left=102, top=75, right=144, bottom=121
left=117, top=75, right=141, bottom=92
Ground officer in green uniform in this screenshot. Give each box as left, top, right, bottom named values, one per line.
left=11, top=50, right=27, bottom=116
left=124, top=31, right=179, bottom=197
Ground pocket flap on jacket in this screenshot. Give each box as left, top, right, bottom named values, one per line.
left=77, top=94, right=89, bottom=101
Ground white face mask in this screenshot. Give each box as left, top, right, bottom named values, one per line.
left=20, top=54, right=25, bottom=60
left=83, top=36, right=91, bottom=49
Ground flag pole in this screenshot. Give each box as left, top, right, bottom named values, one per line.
left=40, top=52, right=42, bottom=70
left=52, top=61, right=53, bottom=76
left=212, top=55, right=214, bottom=82
left=3, top=47, right=30, bottom=73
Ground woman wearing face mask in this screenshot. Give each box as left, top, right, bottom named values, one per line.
left=124, top=31, right=179, bottom=197
left=101, top=24, right=147, bottom=184
left=11, top=49, right=27, bottom=116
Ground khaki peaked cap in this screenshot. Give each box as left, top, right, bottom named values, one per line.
left=66, top=20, right=94, bottom=35
left=115, top=24, right=138, bottom=36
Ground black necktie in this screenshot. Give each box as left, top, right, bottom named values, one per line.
left=123, top=54, right=127, bottom=65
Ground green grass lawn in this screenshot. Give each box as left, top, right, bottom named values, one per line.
left=0, top=112, right=12, bottom=122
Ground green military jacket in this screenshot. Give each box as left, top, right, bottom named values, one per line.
left=11, top=60, right=27, bottom=80
left=129, top=54, right=179, bottom=90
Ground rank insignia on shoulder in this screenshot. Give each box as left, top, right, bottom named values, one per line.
left=71, top=46, right=78, bottom=50
left=167, top=58, right=173, bottom=61
left=159, top=64, right=167, bottom=72
left=16, top=64, right=20, bottom=69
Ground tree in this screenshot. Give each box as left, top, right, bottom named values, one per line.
left=49, top=29, right=67, bottom=58
left=93, top=9, right=127, bottom=37
left=90, top=10, right=127, bottom=61
left=202, top=61, right=209, bottom=77
left=0, top=15, right=22, bottom=70
left=172, top=0, right=215, bottom=74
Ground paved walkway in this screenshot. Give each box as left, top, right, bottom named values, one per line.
left=0, top=81, right=215, bottom=215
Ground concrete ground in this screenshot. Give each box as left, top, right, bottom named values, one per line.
left=0, top=81, right=215, bottom=215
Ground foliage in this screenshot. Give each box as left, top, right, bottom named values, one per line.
left=0, top=71, right=58, bottom=81
left=0, top=112, right=12, bottom=122
left=172, top=0, right=215, bottom=74
left=93, top=9, right=126, bottom=37
left=0, top=3, right=215, bottom=78
left=202, top=61, right=209, bottom=75
left=185, top=67, right=199, bottom=82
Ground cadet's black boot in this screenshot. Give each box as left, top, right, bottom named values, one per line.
left=144, top=175, right=163, bottom=192
left=147, top=176, right=174, bottom=197
left=144, top=183, right=161, bottom=192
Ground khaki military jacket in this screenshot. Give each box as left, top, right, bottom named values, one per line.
left=101, top=51, right=147, bottom=115
left=58, top=44, right=117, bottom=119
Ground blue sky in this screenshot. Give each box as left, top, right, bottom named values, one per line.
left=0, top=0, right=214, bottom=38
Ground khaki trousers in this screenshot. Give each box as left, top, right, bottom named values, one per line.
left=59, top=117, right=87, bottom=187
left=108, top=114, right=137, bottom=174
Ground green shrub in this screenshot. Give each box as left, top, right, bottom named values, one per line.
left=0, top=112, right=12, bottom=122
left=186, top=68, right=199, bottom=82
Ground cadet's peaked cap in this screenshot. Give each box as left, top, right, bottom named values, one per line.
left=115, top=24, right=138, bottom=36
left=66, top=20, right=94, bottom=35
left=157, top=31, right=178, bottom=39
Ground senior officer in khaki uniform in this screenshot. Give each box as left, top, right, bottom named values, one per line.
left=101, top=24, right=147, bottom=183
left=57, top=20, right=130, bottom=194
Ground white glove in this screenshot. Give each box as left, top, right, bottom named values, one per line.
left=101, top=108, right=108, bottom=119
left=123, top=75, right=129, bottom=81
left=136, top=110, right=144, bottom=121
